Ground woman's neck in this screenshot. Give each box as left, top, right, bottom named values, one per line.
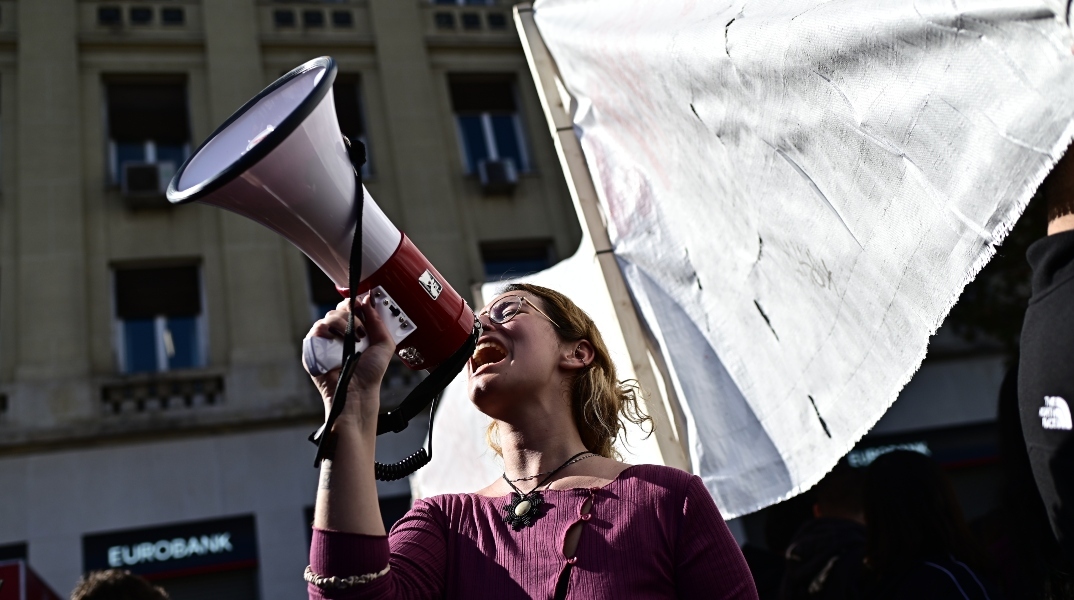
left=497, top=419, right=590, bottom=482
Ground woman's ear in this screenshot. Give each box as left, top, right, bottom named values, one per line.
left=560, top=339, right=596, bottom=371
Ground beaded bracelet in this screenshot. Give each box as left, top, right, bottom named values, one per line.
left=304, top=564, right=390, bottom=589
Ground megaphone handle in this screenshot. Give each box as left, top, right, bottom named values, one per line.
left=374, top=322, right=478, bottom=436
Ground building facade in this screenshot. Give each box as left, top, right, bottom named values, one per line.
left=0, top=0, right=579, bottom=597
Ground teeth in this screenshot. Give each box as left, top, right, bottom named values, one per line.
left=472, top=341, right=507, bottom=370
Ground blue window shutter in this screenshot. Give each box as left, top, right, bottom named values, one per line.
left=124, top=318, right=158, bottom=374
left=165, top=316, right=198, bottom=370
left=457, top=115, right=488, bottom=173
left=490, top=114, right=523, bottom=171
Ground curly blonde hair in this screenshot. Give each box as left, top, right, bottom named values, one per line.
left=485, top=283, right=653, bottom=459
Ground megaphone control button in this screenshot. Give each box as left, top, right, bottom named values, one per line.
left=398, top=346, right=423, bottom=367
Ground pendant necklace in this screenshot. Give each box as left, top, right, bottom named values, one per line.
left=505, top=451, right=594, bottom=483
left=502, top=451, right=593, bottom=531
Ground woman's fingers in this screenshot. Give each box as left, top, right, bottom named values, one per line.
left=303, top=293, right=397, bottom=422
left=349, top=296, right=397, bottom=395
left=308, top=318, right=341, bottom=340
left=310, top=303, right=372, bottom=342
left=357, top=295, right=392, bottom=346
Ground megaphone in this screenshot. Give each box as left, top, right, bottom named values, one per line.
left=166, top=56, right=479, bottom=478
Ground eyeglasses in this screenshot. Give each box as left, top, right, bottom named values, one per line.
left=479, top=295, right=560, bottom=329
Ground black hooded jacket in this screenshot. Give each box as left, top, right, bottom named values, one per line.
left=780, top=518, right=865, bottom=600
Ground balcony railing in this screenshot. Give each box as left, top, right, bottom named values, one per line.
left=101, top=371, right=225, bottom=415
left=79, top=0, right=203, bottom=39
left=258, top=1, right=372, bottom=40
left=425, top=3, right=513, bottom=39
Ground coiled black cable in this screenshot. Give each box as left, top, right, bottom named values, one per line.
left=374, top=391, right=441, bottom=481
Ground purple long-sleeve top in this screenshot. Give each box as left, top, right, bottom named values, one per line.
left=309, top=464, right=758, bottom=599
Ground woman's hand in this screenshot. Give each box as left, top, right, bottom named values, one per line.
left=304, top=295, right=397, bottom=429
left=309, top=295, right=395, bottom=536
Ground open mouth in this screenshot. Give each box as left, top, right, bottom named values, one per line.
left=471, top=341, right=508, bottom=372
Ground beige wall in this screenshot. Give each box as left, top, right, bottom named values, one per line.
left=0, top=0, right=580, bottom=450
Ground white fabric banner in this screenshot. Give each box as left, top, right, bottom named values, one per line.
left=522, top=0, right=1074, bottom=517
left=413, top=0, right=1074, bottom=518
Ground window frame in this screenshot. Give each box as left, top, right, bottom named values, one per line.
left=479, top=239, right=556, bottom=282
left=103, top=76, right=193, bottom=188
left=449, top=75, right=531, bottom=175
left=111, top=263, right=209, bottom=375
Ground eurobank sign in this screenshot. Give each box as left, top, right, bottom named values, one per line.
left=82, top=515, right=257, bottom=578
left=106, top=532, right=234, bottom=568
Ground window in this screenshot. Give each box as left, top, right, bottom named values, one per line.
left=129, top=7, right=152, bottom=25
left=333, top=74, right=372, bottom=177
left=113, top=264, right=205, bottom=374
left=105, top=79, right=191, bottom=189
left=480, top=239, right=555, bottom=281
left=434, top=12, right=455, bottom=29
left=307, top=259, right=341, bottom=321
left=274, top=9, right=296, bottom=27
left=98, top=6, right=122, bottom=26
left=331, top=10, right=353, bottom=27
left=161, top=8, right=185, bottom=26
left=461, top=12, right=481, bottom=29
left=449, top=75, right=529, bottom=174
left=303, top=9, right=325, bottom=27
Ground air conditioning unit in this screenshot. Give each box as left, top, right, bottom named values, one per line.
left=477, top=158, right=518, bottom=196
left=121, top=162, right=176, bottom=208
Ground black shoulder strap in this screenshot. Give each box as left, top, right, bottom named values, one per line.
left=310, top=137, right=479, bottom=481
left=309, top=136, right=366, bottom=467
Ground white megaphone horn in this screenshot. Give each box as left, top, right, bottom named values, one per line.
left=166, top=56, right=479, bottom=478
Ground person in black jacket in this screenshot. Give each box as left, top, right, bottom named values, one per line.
left=1020, top=144, right=1074, bottom=566
left=862, top=450, right=999, bottom=600
left=780, top=461, right=866, bottom=600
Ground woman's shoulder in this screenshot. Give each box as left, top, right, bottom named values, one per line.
left=412, top=490, right=512, bottom=522
left=618, top=463, right=700, bottom=489
left=614, top=463, right=709, bottom=506
left=417, top=491, right=489, bottom=510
